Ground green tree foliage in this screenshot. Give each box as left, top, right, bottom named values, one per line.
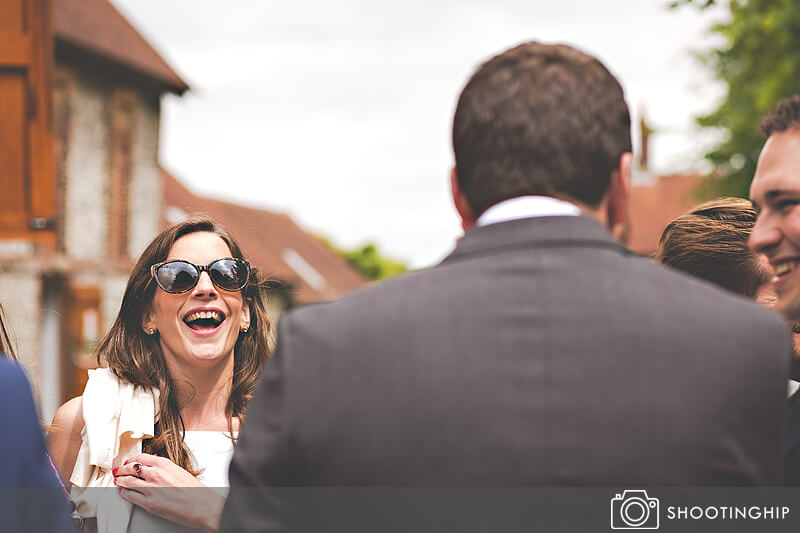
left=674, top=0, right=800, bottom=197
left=322, top=239, right=408, bottom=281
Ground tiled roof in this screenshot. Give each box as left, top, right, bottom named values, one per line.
left=627, top=173, right=709, bottom=256
left=162, top=169, right=366, bottom=304
left=53, top=0, right=188, bottom=94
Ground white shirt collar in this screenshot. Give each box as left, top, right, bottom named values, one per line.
left=476, top=196, right=581, bottom=227
left=789, top=380, right=799, bottom=399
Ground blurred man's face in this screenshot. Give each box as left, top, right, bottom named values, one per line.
left=749, top=129, right=800, bottom=320
left=755, top=280, right=778, bottom=308
left=755, top=280, right=800, bottom=362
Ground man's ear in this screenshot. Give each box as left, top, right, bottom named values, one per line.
left=451, top=168, right=477, bottom=232
left=606, top=152, right=632, bottom=236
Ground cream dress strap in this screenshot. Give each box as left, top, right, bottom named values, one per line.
left=70, top=367, right=159, bottom=533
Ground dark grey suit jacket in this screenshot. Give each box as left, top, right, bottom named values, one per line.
left=222, top=216, right=790, bottom=531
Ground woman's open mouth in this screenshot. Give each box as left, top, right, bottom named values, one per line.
left=183, top=309, right=226, bottom=336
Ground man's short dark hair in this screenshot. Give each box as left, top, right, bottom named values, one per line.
left=656, top=197, right=770, bottom=299
left=452, top=41, right=632, bottom=216
left=761, top=94, right=800, bottom=138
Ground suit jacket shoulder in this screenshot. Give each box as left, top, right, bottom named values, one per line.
left=251, top=216, right=790, bottom=486
left=288, top=216, right=787, bottom=368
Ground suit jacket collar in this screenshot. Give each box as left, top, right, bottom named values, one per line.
left=441, top=215, right=628, bottom=265
left=786, top=389, right=800, bottom=455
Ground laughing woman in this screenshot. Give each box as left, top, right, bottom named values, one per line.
left=48, top=216, right=271, bottom=532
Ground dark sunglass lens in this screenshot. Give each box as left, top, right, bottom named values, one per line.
left=210, top=259, right=248, bottom=291
left=157, top=262, right=198, bottom=293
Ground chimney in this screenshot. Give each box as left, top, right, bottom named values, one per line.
left=638, top=108, right=651, bottom=171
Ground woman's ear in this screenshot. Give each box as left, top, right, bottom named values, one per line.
left=141, top=308, right=156, bottom=336
left=240, top=298, right=252, bottom=332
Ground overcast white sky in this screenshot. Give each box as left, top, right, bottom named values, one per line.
left=112, top=0, right=726, bottom=268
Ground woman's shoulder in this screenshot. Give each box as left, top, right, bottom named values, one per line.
left=48, top=396, right=84, bottom=483
left=49, top=396, right=84, bottom=455
left=52, top=396, right=83, bottom=429
left=50, top=396, right=84, bottom=449
left=50, top=367, right=123, bottom=430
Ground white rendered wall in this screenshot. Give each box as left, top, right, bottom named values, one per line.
left=127, top=97, right=163, bottom=259
left=62, top=72, right=108, bottom=259
left=0, top=271, right=42, bottom=388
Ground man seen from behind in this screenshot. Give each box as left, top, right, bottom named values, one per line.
left=222, top=42, right=791, bottom=532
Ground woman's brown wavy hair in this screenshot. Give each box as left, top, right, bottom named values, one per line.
left=95, top=216, right=272, bottom=474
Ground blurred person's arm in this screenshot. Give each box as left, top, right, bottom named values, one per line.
left=0, top=360, right=76, bottom=532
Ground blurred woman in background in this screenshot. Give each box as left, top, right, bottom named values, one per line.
left=656, top=197, right=773, bottom=300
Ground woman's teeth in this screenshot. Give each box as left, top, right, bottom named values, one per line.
left=185, top=310, right=222, bottom=322
left=184, top=310, right=224, bottom=330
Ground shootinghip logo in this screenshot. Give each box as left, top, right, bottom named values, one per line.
left=611, top=490, right=660, bottom=529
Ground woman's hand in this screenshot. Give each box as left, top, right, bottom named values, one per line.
left=113, top=453, right=225, bottom=532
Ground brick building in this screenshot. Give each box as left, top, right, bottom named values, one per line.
left=627, top=173, right=708, bottom=256
left=0, top=0, right=364, bottom=420
left=0, top=0, right=187, bottom=420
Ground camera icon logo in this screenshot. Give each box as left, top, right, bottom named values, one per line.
left=610, top=490, right=660, bottom=529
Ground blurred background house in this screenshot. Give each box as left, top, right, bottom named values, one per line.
left=624, top=114, right=711, bottom=256
left=163, top=168, right=365, bottom=318
left=0, top=0, right=721, bottom=420
left=627, top=172, right=707, bottom=256
left=0, top=0, right=364, bottom=420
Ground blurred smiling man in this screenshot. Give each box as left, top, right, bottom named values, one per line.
left=750, top=95, right=800, bottom=320
left=750, top=94, right=800, bottom=485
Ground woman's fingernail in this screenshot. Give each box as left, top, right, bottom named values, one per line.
left=112, top=467, right=118, bottom=475
left=154, top=453, right=159, bottom=457
left=124, top=459, right=130, bottom=465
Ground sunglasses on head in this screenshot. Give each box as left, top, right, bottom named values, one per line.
left=150, top=257, right=251, bottom=294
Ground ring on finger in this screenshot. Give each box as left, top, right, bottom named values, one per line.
left=132, top=462, right=144, bottom=480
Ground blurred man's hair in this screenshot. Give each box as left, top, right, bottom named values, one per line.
left=452, top=41, right=632, bottom=216
left=761, top=94, right=800, bottom=137
left=656, top=197, right=771, bottom=299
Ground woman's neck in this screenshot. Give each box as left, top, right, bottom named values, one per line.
left=165, top=356, right=236, bottom=431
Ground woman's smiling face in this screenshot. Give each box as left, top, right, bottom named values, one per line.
left=143, top=231, right=250, bottom=371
